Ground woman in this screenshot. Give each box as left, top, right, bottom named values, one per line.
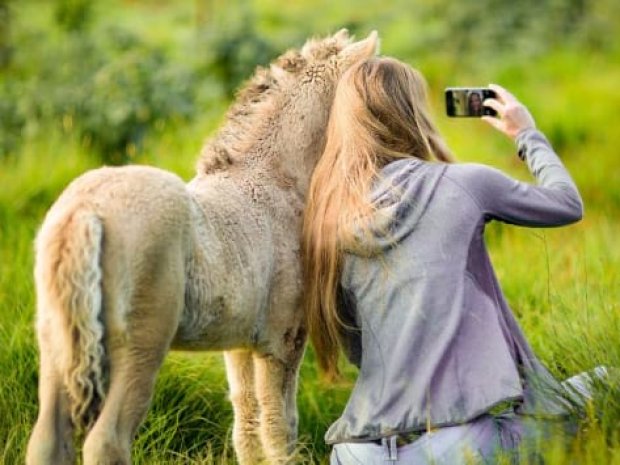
left=468, top=90, right=484, bottom=116
left=302, top=57, right=586, bottom=464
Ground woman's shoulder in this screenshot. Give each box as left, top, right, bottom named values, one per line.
left=379, top=156, right=452, bottom=180
left=444, top=161, right=503, bottom=178
left=376, top=157, right=508, bottom=199
left=443, top=162, right=511, bottom=190
left=440, top=162, right=518, bottom=211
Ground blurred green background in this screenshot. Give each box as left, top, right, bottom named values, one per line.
left=1, top=0, right=619, bottom=463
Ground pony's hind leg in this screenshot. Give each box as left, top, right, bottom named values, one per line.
left=82, top=315, right=177, bottom=465
left=83, top=268, right=184, bottom=464
left=253, top=354, right=290, bottom=465
left=26, top=319, right=75, bottom=465
left=224, top=350, right=263, bottom=465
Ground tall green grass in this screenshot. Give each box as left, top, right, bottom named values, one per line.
left=1, top=1, right=619, bottom=464
left=1, top=122, right=618, bottom=465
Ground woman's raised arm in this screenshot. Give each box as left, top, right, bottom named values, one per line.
left=446, top=84, right=583, bottom=226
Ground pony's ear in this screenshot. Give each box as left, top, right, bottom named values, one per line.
left=339, top=30, right=379, bottom=66
left=333, top=28, right=350, bottom=42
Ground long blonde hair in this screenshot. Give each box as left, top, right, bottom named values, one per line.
left=302, top=57, right=454, bottom=377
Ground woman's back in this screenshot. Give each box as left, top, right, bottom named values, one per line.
left=302, top=57, right=587, bottom=463
left=329, top=128, right=581, bottom=443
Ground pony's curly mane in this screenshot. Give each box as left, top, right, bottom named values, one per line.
left=197, top=32, right=353, bottom=175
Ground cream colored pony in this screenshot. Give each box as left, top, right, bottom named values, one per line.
left=26, top=30, right=379, bottom=465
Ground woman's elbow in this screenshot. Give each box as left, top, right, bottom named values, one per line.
left=562, top=191, right=584, bottom=224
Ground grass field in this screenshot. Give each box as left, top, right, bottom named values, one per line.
left=1, top=1, right=619, bottom=464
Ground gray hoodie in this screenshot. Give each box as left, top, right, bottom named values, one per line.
left=326, top=128, right=584, bottom=444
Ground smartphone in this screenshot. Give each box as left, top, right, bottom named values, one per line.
left=445, top=87, right=497, bottom=117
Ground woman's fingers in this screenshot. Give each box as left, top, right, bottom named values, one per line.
left=483, top=98, right=504, bottom=116
left=481, top=115, right=505, bottom=132
left=482, top=84, right=536, bottom=139
left=489, top=83, right=517, bottom=104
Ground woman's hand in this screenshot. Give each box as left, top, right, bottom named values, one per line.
left=482, top=83, right=536, bottom=140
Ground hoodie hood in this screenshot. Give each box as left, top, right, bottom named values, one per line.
left=349, top=158, right=447, bottom=254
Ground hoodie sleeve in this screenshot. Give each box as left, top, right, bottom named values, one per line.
left=446, top=128, right=583, bottom=227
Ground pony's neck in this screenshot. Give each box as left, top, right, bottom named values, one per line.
left=262, top=98, right=330, bottom=197
left=198, top=88, right=329, bottom=200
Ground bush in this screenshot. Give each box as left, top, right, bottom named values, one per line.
left=0, top=1, right=282, bottom=163
left=406, top=0, right=619, bottom=64
left=197, top=16, right=277, bottom=97
left=78, top=37, right=197, bottom=164
left=0, top=81, right=25, bottom=155
left=0, top=24, right=211, bottom=164
left=54, top=0, right=93, bottom=33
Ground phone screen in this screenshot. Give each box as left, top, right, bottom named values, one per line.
left=445, top=88, right=497, bottom=117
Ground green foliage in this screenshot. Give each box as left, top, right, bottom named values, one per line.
left=0, top=81, right=24, bottom=155
left=1, top=0, right=619, bottom=464
left=79, top=38, right=196, bottom=164
left=0, top=0, right=286, bottom=163
left=54, top=0, right=92, bottom=32
left=0, top=7, right=221, bottom=164
left=0, top=0, right=11, bottom=69
left=385, top=0, right=620, bottom=62
left=198, top=12, right=277, bottom=97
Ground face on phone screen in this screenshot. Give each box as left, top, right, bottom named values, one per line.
left=445, top=88, right=497, bottom=117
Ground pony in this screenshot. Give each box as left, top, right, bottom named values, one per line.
left=26, top=29, right=379, bottom=465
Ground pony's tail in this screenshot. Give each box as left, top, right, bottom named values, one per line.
left=35, top=207, right=107, bottom=431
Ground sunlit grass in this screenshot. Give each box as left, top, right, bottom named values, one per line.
left=1, top=1, right=619, bottom=464
left=2, top=119, right=618, bottom=465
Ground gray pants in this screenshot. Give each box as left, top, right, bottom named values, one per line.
left=330, top=369, right=605, bottom=465
left=330, top=413, right=550, bottom=465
